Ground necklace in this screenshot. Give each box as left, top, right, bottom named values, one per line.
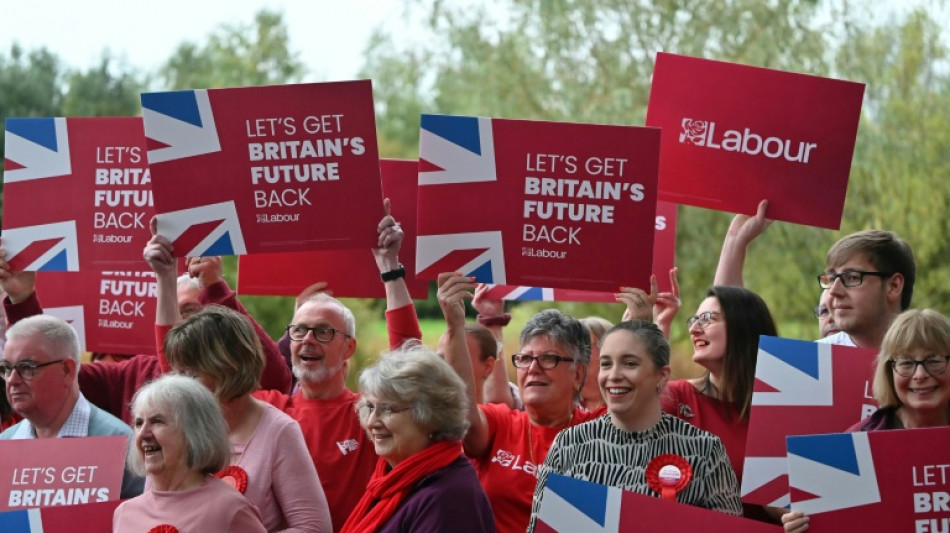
left=527, top=422, right=536, bottom=466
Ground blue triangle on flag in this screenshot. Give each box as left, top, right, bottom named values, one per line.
left=517, top=287, right=545, bottom=300
left=468, top=259, right=493, bottom=283
left=203, top=232, right=235, bottom=256
left=0, top=509, right=32, bottom=531
left=547, top=474, right=608, bottom=525
left=141, top=90, right=204, bottom=128
left=420, top=114, right=482, bottom=155
left=787, top=433, right=860, bottom=475
left=760, top=336, right=820, bottom=379
left=6, top=117, right=58, bottom=152
left=38, top=249, right=69, bottom=271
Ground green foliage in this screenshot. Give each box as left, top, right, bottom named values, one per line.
left=61, top=54, right=145, bottom=117
left=159, top=10, right=305, bottom=90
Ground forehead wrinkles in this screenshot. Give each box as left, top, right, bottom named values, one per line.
left=293, top=302, right=345, bottom=328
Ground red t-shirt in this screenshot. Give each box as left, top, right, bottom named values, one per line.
left=255, top=388, right=376, bottom=533
left=473, top=403, right=602, bottom=533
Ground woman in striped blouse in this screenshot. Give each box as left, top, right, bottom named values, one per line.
left=527, top=320, right=741, bottom=531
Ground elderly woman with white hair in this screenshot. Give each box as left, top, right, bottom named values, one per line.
left=113, top=374, right=266, bottom=532
left=340, top=346, right=495, bottom=533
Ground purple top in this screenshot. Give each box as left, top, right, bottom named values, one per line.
left=848, top=406, right=902, bottom=432
left=377, top=456, right=495, bottom=533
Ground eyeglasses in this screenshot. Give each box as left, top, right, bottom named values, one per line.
left=889, top=356, right=950, bottom=377
left=511, top=353, right=574, bottom=370
left=686, top=311, right=720, bottom=330
left=287, top=324, right=349, bottom=343
left=356, top=401, right=410, bottom=420
left=0, top=359, right=66, bottom=381
left=817, top=270, right=893, bottom=290
left=814, top=305, right=831, bottom=319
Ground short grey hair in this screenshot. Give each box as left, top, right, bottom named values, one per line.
left=358, top=346, right=469, bottom=441
left=6, top=314, right=80, bottom=364
left=127, top=374, right=230, bottom=477
left=301, top=293, right=356, bottom=337
left=519, top=309, right=591, bottom=367
left=176, top=273, right=200, bottom=290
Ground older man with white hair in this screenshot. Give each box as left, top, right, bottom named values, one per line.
left=0, top=314, right=143, bottom=499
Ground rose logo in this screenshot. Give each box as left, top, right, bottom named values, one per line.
left=679, top=119, right=708, bottom=145
left=492, top=450, right=515, bottom=467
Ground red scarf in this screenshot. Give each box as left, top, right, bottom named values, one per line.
left=340, top=440, right=462, bottom=533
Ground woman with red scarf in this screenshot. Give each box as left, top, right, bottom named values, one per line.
left=341, top=346, right=494, bottom=533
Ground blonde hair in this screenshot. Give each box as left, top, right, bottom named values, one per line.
left=873, top=309, right=950, bottom=407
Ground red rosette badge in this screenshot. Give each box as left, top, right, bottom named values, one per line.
left=215, top=465, right=249, bottom=494
left=148, top=525, right=179, bottom=533
left=645, top=454, right=692, bottom=502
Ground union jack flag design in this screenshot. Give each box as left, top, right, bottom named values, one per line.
left=786, top=432, right=880, bottom=514
left=483, top=284, right=614, bottom=302
left=741, top=336, right=878, bottom=507
left=4, top=117, right=71, bottom=183
left=156, top=201, right=247, bottom=258
left=141, top=89, right=221, bottom=163
left=0, top=501, right=120, bottom=532
left=536, top=474, right=781, bottom=532
left=1, top=221, right=80, bottom=272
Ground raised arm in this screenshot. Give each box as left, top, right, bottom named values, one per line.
left=0, top=243, right=41, bottom=325
left=143, top=218, right=180, bottom=373
left=472, top=283, right=516, bottom=407
left=437, top=272, right=491, bottom=457
left=376, top=198, right=422, bottom=347
left=714, top=199, right=771, bottom=287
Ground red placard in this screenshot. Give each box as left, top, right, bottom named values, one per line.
left=416, top=114, right=660, bottom=292
left=237, top=159, right=428, bottom=299
left=2, top=117, right=153, bottom=271
left=741, top=337, right=878, bottom=507
left=536, top=473, right=780, bottom=532
left=646, top=52, right=864, bottom=229
left=787, top=427, right=950, bottom=532
left=483, top=200, right=678, bottom=302
left=0, top=436, right=127, bottom=511
left=140, top=81, right=382, bottom=257
left=36, top=270, right=159, bottom=355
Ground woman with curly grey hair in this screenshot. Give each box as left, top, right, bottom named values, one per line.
left=341, top=346, right=494, bottom=533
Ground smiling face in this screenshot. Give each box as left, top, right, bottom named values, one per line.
left=133, top=403, right=189, bottom=489
left=598, top=329, right=669, bottom=432
left=689, top=297, right=726, bottom=374
left=360, top=398, right=430, bottom=467
left=290, top=300, right=356, bottom=392
left=893, top=347, right=950, bottom=422
left=516, top=335, right=584, bottom=417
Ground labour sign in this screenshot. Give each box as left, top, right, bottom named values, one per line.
left=2, top=117, right=153, bottom=271
left=646, top=52, right=864, bottom=229
left=140, top=81, right=382, bottom=257
left=415, top=114, right=661, bottom=293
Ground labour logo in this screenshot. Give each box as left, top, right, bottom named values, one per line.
left=679, top=119, right=708, bottom=146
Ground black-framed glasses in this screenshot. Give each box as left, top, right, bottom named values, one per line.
left=511, top=353, right=574, bottom=370
left=817, top=270, right=893, bottom=290
left=814, top=305, right=831, bottom=320
left=889, top=356, right=950, bottom=377
left=356, top=401, right=410, bottom=420
left=286, top=324, right=349, bottom=343
left=0, top=359, right=66, bottom=381
left=686, top=311, right=720, bottom=330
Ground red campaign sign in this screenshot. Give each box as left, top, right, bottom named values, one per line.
left=0, top=435, right=127, bottom=512
left=2, top=117, right=153, bottom=271
left=0, top=500, right=120, bottom=532
left=140, top=81, right=382, bottom=257
left=787, top=427, right=950, bottom=532
left=416, top=115, right=660, bottom=293
left=535, top=473, right=780, bottom=532
left=646, top=52, right=865, bottom=229
left=483, top=201, right=678, bottom=302
left=741, top=337, right=878, bottom=508
left=237, top=159, right=429, bottom=299
left=36, top=270, right=158, bottom=355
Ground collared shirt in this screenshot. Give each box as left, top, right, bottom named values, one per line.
left=815, top=331, right=857, bottom=347
left=10, top=393, right=91, bottom=439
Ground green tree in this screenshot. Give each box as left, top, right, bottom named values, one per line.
left=61, top=54, right=145, bottom=117
left=159, top=9, right=305, bottom=90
